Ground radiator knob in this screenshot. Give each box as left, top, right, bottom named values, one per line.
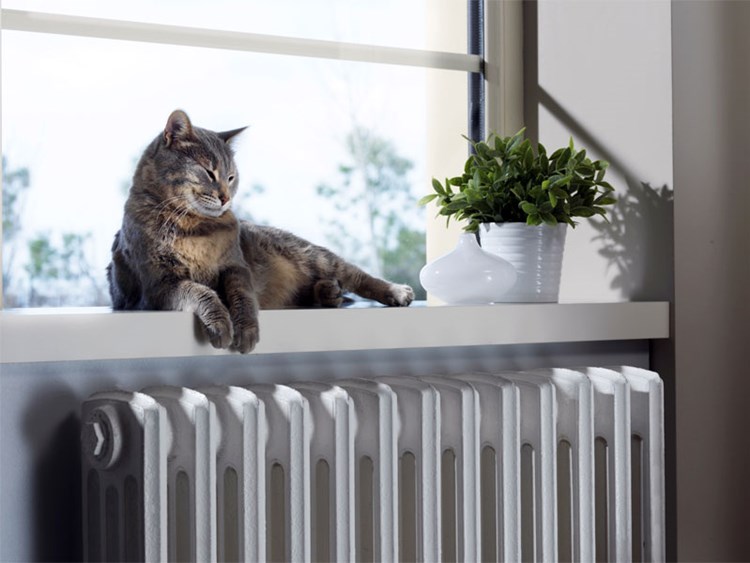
left=83, top=405, right=123, bottom=470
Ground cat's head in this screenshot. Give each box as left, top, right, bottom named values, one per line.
left=136, top=110, right=246, bottom=218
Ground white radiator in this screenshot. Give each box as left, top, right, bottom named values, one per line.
left=81, top=366, right=664, bottom=562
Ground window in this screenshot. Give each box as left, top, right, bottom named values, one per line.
left=1, top=1, right=520, bottom=308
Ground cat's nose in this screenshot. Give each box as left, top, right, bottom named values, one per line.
left=218, top=191, right=230, bottom=205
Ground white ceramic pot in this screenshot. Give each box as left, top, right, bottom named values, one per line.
left=479, top=222, right=567, bottom=302
left=419, top=233, right=517, bottom=305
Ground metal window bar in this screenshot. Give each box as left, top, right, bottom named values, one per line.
left=468, top=0, right=486, bottom=145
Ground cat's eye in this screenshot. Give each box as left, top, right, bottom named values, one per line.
left=227, top=175, right=236, bottom=183
left=203, top=167, right=217, bottom=182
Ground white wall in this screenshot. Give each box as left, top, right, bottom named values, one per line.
left=527, top=0, right=673, bottom=303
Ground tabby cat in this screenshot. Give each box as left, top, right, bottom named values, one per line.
left=108, top=110, right=414, bottom=353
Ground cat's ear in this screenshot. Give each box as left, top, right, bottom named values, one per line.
left=217, top=126, right=247, bottom=145
left=164, top=110, right=193, bottom=147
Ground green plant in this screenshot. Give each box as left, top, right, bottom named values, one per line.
left=419, top=129, right=616, bottom=233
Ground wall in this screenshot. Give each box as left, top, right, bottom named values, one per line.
left=672, top=1, right=750, bottom=560
left=525, top=0, right=674, bottom=304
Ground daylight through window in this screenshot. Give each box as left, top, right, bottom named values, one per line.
left=1, top=1, right=478, bottom=307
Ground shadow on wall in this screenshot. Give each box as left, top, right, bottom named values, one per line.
left=591, top=181, right=674, bottom=301
left=536, top=86, right=674, bottom=301
left=23, top=385, right=83, bottom=562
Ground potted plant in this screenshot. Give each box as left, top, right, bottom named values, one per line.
left=419, top=129, right=615, bottom=302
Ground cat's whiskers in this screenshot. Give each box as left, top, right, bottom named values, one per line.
left=161, top=204, right=188, bottom=230
left=157, top=199, right=193, bottom=242
left=188, top=192, right=229, bottom=218
left=153, top=194, right=190, bottom=214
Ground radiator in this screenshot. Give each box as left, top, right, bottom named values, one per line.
left=81, top=366, right=664, bottom=562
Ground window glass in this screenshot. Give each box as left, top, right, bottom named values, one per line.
left=2, top=31, right=467, bottom=306
left=3, top=0, right=467, bottom=53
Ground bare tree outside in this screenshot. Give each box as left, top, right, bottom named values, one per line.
left=316, top=127, right=426, bottom=300
left=2, top=156, right=30, bottom=306
left=2, top=157, right=108, bottom=307
left=25, top=232, right=107, bottom=307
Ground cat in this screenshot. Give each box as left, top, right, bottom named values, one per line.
left=108, top=110, right=414, bottom=353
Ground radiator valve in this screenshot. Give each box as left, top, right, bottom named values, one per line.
left=82, top=404, right=123, bottom=470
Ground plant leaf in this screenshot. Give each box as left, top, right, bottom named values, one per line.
left=526, top=214, right=543, bottom=226
left=570, top=207, right=595, bottom=217
left=418, top=194, right=438, bottom=206
left=594, top=196, right=617, bottom=206
left=507, top=129, right=525, bottom=152
left=595, top=168, right=606, bottom=183
left=550, top=175, right=572, bottom=189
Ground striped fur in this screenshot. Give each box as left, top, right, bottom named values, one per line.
left=108, top=110, right=414, bottom=353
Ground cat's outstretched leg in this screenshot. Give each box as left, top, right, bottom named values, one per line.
left=339, top=268, right=415, bottom=307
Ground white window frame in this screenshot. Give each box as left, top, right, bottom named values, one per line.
left=0, top=2, right=523, bottom=308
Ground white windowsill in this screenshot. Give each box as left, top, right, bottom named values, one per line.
left=0, top=302, right=670, bottom=364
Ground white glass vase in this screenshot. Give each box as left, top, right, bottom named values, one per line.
left=419, top=233, right=517, bottom=305
left=479, top=223, right=567, bottom=302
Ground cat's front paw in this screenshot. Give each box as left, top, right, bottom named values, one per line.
left=384, top=283, right=415, bottom=307
left=203, top=306, right=234, bottom=350
left=232, top=315, right=259, bottom=354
